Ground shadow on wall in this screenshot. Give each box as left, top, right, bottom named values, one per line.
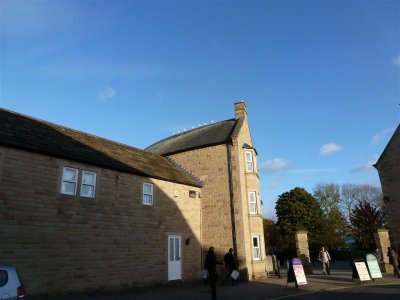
left=0, top=114, right=203, bottom=297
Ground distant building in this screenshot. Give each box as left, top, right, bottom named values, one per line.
left=374, top=125, right=400, bottom=249
left=147, top=102, right=268, bottom=280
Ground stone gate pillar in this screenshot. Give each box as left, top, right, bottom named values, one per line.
left=295, top=230, right=313, bottom=274
left=374, top=228, right=391, bottom=272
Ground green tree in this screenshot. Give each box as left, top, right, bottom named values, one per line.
left=313, top=183, right=347, bottom=249
left=349, top=201, right=386, bottom=251
left=263, top=218, right=279, bottom=253
left=275, top=187, right=324, bottom=254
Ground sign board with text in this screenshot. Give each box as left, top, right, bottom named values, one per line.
left=292, top=257, right=307, bottom=285
left=366, top=254, right=382, bottom=279
left=354, top=261, right=371, bottom=281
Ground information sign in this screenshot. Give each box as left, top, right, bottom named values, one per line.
left=292, top=258, right=307, bottom=285
left=366, top=254, right=382, bottom=279
left=354, top=261, right=371, bottom=281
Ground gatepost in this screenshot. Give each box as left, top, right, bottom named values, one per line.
left=373, top=228, right=392, bottom=273
left=295, top=231, right=313, bottom=275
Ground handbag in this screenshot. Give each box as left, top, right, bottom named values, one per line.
left=230, top=270, right=239, bottom=280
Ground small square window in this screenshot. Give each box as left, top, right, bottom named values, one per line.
left=81, top=171, right=96, bottom=198
left=143, top=183, right=154, bottom=205
left=245, top=150, right=254, bottom=172
left=61, top=167, right=78, bottom=195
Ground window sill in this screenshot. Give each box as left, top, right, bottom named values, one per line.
left=248, top=213, right=262, bottom=218
left=245, top=171, right=259, bottom=178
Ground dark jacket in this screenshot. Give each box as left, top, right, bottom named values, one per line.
left=205, top=250, right=218, bottom=273
left=224, top=252, right=237, bottom=271
left=388, top=248, right=399, bottom=267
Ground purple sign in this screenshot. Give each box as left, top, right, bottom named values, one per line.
left=292, top=257, right=307, bottom=285
left=292, top=257, right=302, bottom=265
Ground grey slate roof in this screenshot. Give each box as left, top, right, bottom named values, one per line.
left=146, top=119, right=239, bottom=155
left=0, top=108, right=202, bottom=187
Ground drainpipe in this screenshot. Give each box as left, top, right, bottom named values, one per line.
left=227, top=144, right=238, bottom=258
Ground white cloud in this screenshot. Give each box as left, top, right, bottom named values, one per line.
left=260, top=158, right=291, bottom=172
left=351, top=161, right=375, bottom=173
left=97, top=85, right=116, bottom=102
left=319, top=143, right=343, bottom=156
left=391, top=55, right=400, bottom=66
left=270, top=181, right=280, bottom=189
left=371, top=127, right=395, bottom=145
left=288, top=168, right=337, bottom=174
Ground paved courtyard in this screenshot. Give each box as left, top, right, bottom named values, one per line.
left=32, top=261, right=400, bottom=300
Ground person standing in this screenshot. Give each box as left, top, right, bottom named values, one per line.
left=204, top=246, right=219, bottom=300
left=319, top=246, right=331, bottom=275
left=387, top=247, right=400, bottom=278
left=373, top=248, right=384, bottom=272
left=224, top=248, right=237, bottom=286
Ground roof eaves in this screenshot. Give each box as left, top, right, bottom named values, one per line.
left=242, top=143, right=258, bottom=155
left=161, top=141, right=229, bottom=157
left=165, top=157, right=204, bottom=188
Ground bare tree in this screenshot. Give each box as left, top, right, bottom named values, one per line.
left=340, top=183, right=383, bottom=223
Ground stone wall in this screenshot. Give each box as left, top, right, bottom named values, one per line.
left=168, top=145, right=233, bottom=259
left=375, top=127, right=400, bottom=249
left=0, top=146, right=201, bottom=297
left=167, top=102, right=270, bottom=280
left=230, top=103, right=268, bottom=279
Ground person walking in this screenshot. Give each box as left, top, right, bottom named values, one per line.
left=319, top=246, right=331, bottom=275
left=387, top=247, right=400, bottom=278
left=224, top=248, right=238, bottom=286
left=204, top=246, right=220, bottom=300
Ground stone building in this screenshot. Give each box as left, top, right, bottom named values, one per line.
left=0, top=108, right=203, bottom=296
left=0, top=101, right=268, bottom=297
left=147, top=101, right=268, bottom=280
left=374, top=125, right=400, bottom=249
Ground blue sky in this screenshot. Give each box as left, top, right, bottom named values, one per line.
left=1, top=0, right=399, bottom=219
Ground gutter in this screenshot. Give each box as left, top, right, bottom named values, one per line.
left=227, top=143, right=238, bottom=258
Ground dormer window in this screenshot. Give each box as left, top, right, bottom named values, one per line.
left=245, top=150, right=254, bottom=172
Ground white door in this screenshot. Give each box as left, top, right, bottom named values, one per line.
left=168, top=235, right=182, bottom=280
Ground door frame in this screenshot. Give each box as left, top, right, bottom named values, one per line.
left=167, top=234, right=182, bottom=281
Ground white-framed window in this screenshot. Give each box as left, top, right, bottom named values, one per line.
left=245, top=150, right=254, bottom=172
left=80, top=170, right=97, bottom=198
left=143, top=182, right=154, bottom=206
left=61, top=167, right=79, bottom=195
left=252, top=236, right=261, bottom=260
left=249, top=191, right=257, bottom=214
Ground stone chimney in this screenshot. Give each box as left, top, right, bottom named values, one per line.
left=234, top=101, right=247, bottom=119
